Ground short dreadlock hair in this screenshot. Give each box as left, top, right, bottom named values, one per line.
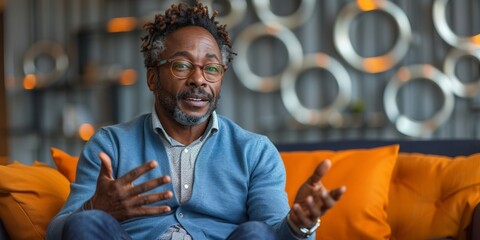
left=140, top=1, right=235, bottom=69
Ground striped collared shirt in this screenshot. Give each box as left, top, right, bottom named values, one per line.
left=151, top=108, right=218, bottom=203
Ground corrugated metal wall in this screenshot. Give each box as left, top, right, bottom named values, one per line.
left=4, top=0, right=480, bottom=164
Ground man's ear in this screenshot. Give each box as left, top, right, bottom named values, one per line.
left=147, top=68, right=157, bottom=91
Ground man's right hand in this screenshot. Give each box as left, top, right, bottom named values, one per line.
left=85, top=152, right=173, bottom=222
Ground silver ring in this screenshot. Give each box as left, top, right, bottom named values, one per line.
left=252, top=0, right=316, bottom=29
left=281, top=53, right=352, bottom=126
left=233, top=22, right=303, bottom=92
left=207, top=0, right=247, bottom=30
left=433, top=0, right=480, bottom=51
left=334, top=1, right=412, bottom=73
left=23, top=41, right=69, bottom=88
left=443, top=48, right=480, bottom=98
left=384, top=64, right=455, bottom=138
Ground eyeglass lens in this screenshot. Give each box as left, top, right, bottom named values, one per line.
left=171, top=60, right=224, bottom=82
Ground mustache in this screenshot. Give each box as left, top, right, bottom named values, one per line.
left=177, top=87, right=214, bottom=101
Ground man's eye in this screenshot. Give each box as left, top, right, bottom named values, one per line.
left=204, top=65, right=222, bottom=75
left=173, top=62, right=192, bottom=71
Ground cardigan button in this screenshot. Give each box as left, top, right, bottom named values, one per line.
left=179, top=213, right=184, bottom=218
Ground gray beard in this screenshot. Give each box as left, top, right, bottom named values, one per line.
left=155, top=84, right=219, bottom=127
left=173, top=107, right=211, bottom=126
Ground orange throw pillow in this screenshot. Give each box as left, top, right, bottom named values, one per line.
left=51, top=147, right=79, bottom=182
left=0, top=156, right=7, bottom=165
left=281, top=145, right=399, bottom=240
left=0, top=161, right=70, bottom=239
left=388, top=153, right=480, bottom=240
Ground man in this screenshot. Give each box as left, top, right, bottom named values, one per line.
left=47, top=1, right=345, bottom=239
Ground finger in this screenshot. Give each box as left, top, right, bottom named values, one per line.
left=317, top=188, right=336, bottom=212
left=117, top=160, right=158, bottom=185
left=308, top=187, right=328, bottom=217
left=289, top=204, right=300, bottom=224
left=308, top=159, right=331, bottom=186
left=329, top=186, right=346, bottom=201
left=98, top=152, right=114, bottom=180
left=291, top=203, right=316, bottom=228
left=112, top=205, right=171, bottom=221
left=305, top=195, right=322, bottom=219
left=131, top=205, right=172, bottom=217
left=129, top=176, right=172, bottom=196
left=130, top=190, right=174, bottom=207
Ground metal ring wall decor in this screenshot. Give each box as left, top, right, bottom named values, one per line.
left=233, top=22, right=303, bottom=93
left=443, top=48, right=480, bottom=98
left=252, top=0, right=316, bottom=29
left=23, top=41, right=69, bottom=88
left=281, top=53, right=352, bottom=126
left=333, top=0, right=412, bottom=73
left=383, top=64, right=455, bottom=138
left=207, top=0, right=247, bottom=30
left=433, top=0, right=480, bottom=51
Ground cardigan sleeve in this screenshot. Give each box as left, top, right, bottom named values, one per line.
left=46, top=128, right=117, bottom=240
left=244, top=136, right=315, bottom=239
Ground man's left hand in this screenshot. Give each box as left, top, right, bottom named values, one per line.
left=289, top=159, right=346, bottom=236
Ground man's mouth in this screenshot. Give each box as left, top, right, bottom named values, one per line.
left=182, top=94, right=209, bottom=108
left=184, top=95, right=208, bottom=102
left=178, top=88, right=213, bottom=108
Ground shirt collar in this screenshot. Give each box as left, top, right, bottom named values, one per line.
left=151, top=105, right=219, bottom=145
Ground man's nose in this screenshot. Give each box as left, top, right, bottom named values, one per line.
left=187, top=66, right=207, bottom=87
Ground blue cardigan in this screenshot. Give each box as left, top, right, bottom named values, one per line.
left=47, top=114, right=311, bottom=239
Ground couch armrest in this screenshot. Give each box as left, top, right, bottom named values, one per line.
left=468, top=202, right=480, bottom=240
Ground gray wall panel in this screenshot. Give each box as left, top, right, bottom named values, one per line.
left=4, top=0, right=479, bottom=163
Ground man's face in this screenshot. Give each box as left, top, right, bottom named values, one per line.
left=148, top=26, right=223, bottom=126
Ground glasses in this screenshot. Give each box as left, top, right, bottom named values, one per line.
left=158, top=59, right=226, bottom=83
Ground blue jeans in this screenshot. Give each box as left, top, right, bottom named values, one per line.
left=62, top=210, right=278, bottom=240
left=62, top=210, right=131, bottom=240
left=227, top=221, right=278, bottom=240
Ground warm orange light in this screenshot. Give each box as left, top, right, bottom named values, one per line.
left=315, top=53, right=330, bottom=67
left=471, top=34, right=480, bottom=46
left=78, top=123, right=95, bottom=141
left=266, top=24, right=280, bottom=35
left=362, top=56, right=393, bottom=73
left=357, top=0, right=379, bottom=11
left=396, top=67, right=411, bottom=82
left=107, top=17, right=138, bottom=33
left=422, top=65, right=435, bottom=78
left=260, top=78, right=275, bottom=92
left=119, top=69, right=137, bottom=85
left=23, top=74, right=37, bottom=90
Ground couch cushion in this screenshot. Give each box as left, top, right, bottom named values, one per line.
left=0, top=156, right=7, bottom=165
left=51, top=147, right=79, bottom=182
left=388, top=153, right=480, bottom=240
left=281, top=145, right=399, bottom=240
left=276, top=140, right=480, bottom=157
left=0, top=161, right=70, bottom=239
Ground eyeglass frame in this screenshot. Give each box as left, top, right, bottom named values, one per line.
left=157, top=58, right=227, bottom=83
